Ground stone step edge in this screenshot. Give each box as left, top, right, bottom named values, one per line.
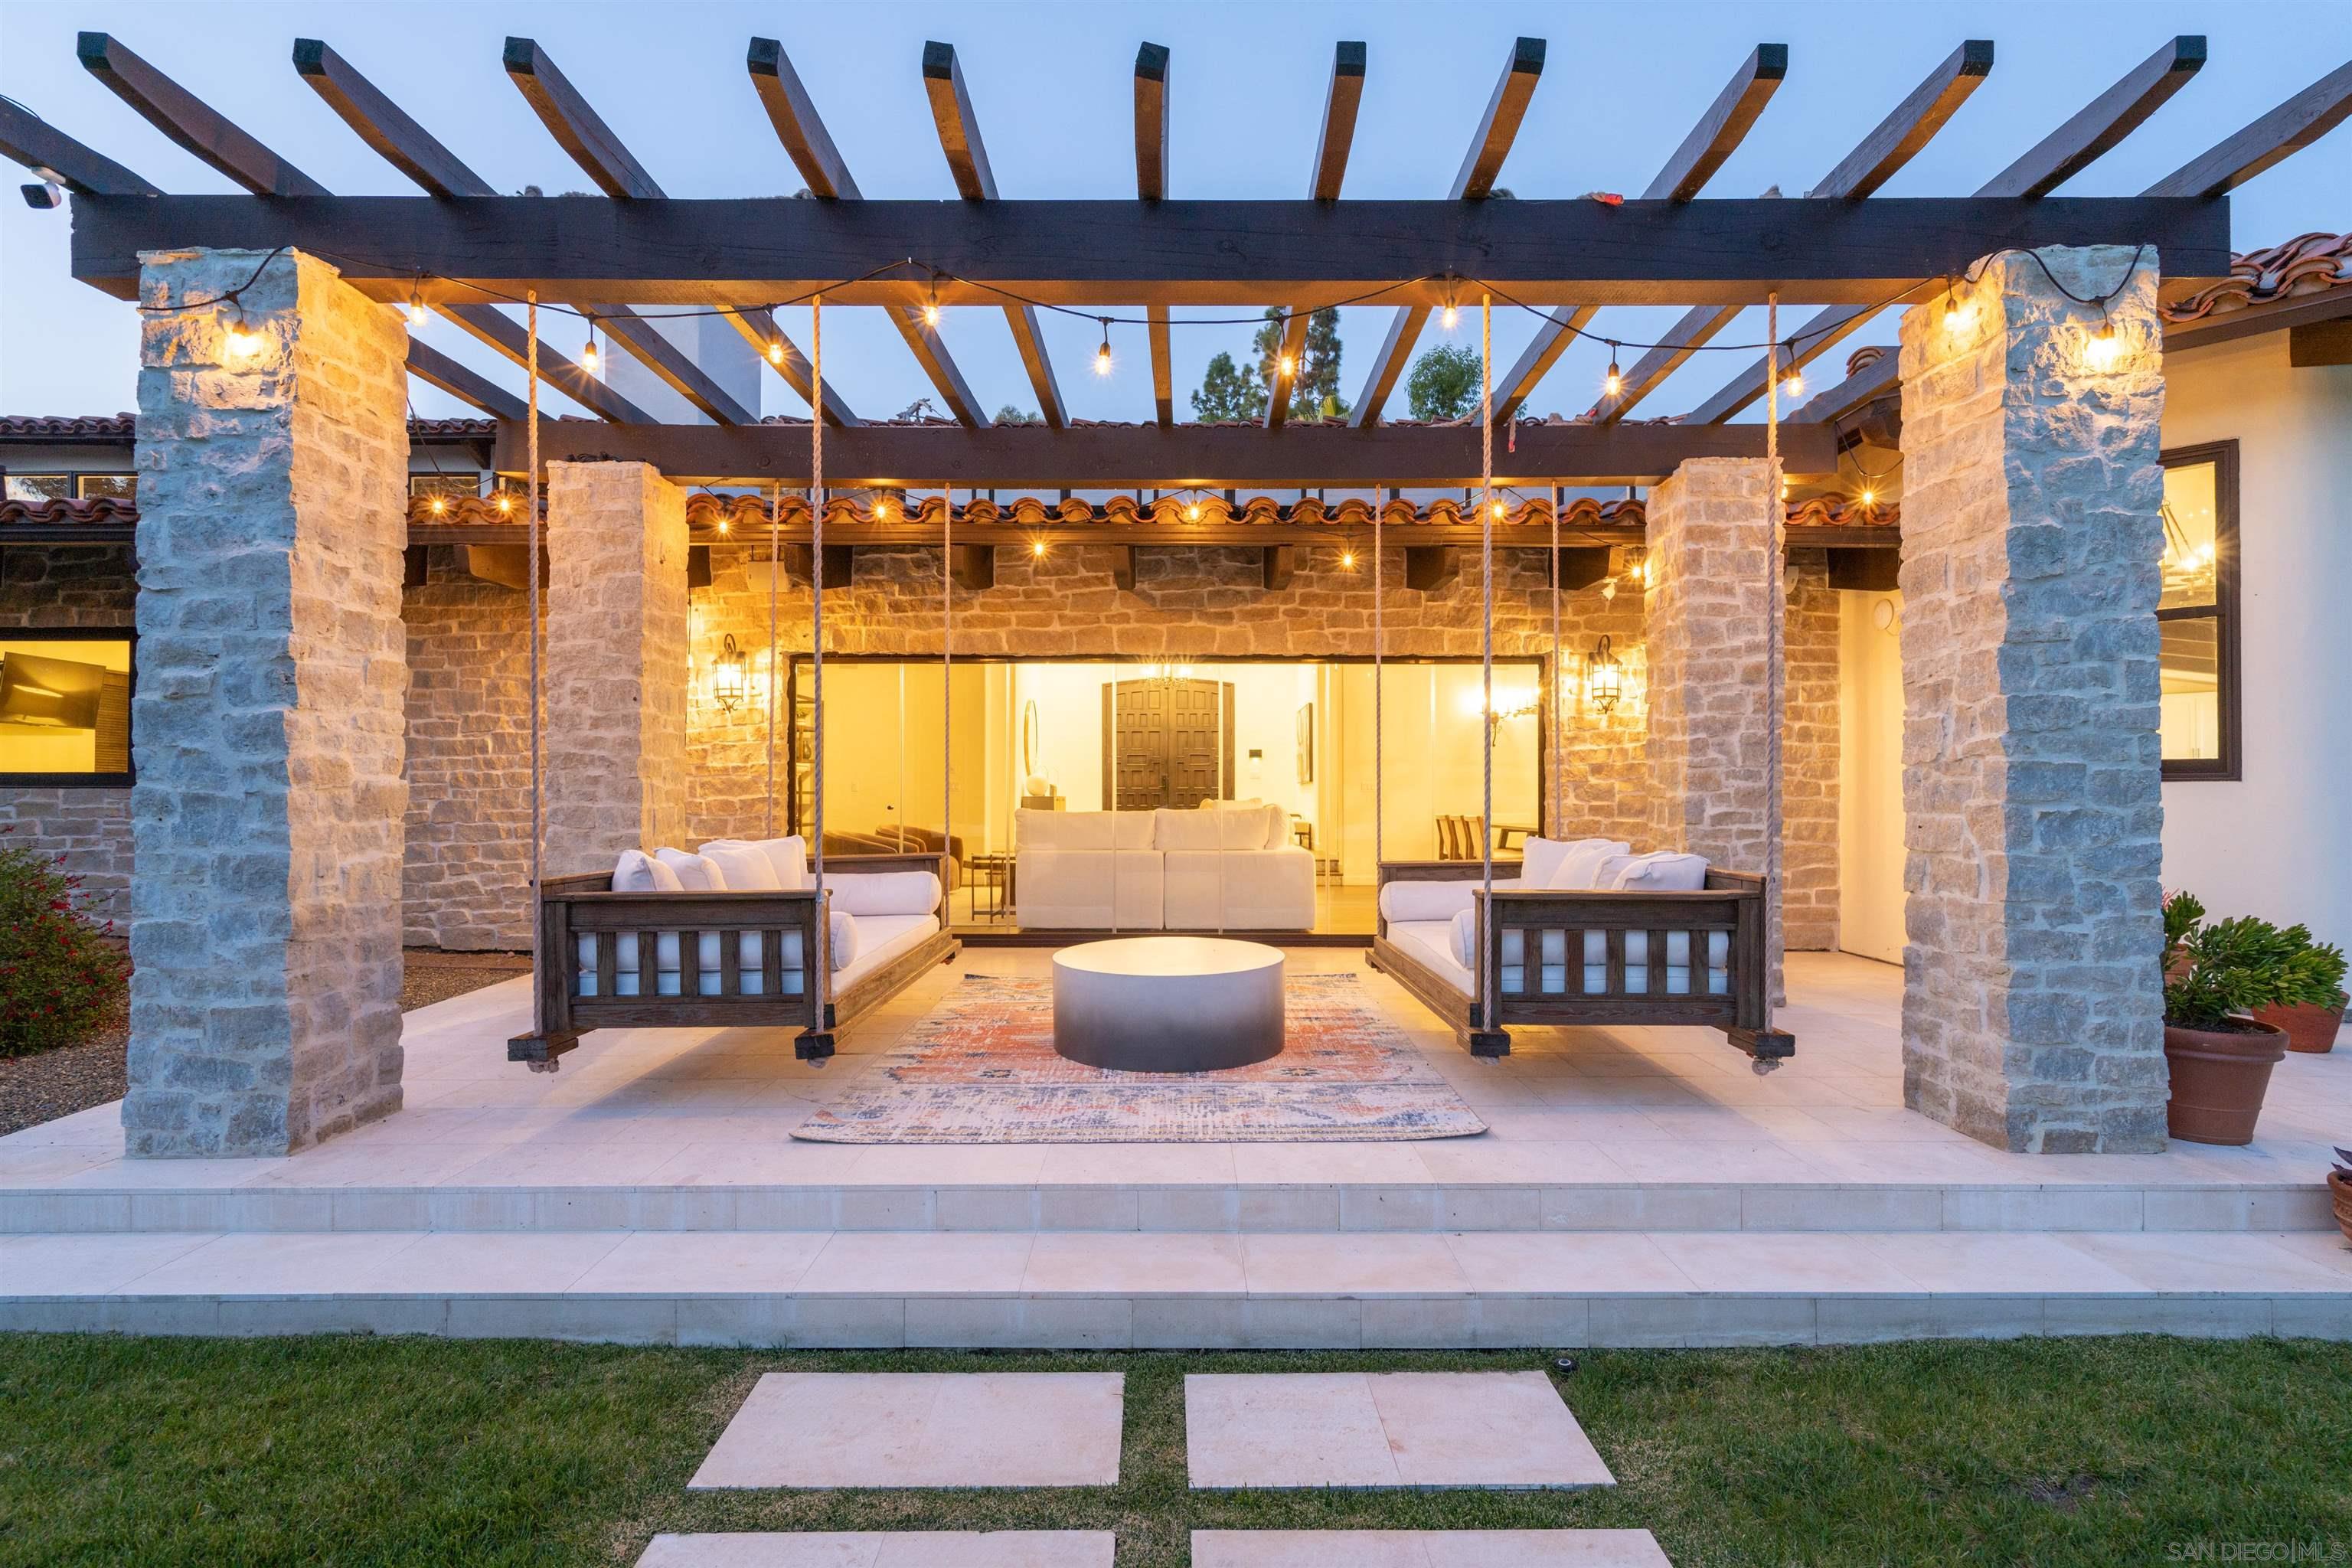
left=2, top=1180, right=2331, bottom=1234
left=5, top=1288, right=2344, bottom=1348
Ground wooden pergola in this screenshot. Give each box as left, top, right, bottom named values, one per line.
left=3, top=28, right=2346, bottom=515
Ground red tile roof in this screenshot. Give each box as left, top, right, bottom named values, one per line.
left=0, top=496, right=138, bottom=527
left=2163, top=231, right=2351, bottom=324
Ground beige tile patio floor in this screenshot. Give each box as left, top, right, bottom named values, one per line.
left=2, top=949, right=2343, bottom=1229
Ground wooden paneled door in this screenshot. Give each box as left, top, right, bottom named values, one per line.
left=1102, top=677, right=1233, bottom=809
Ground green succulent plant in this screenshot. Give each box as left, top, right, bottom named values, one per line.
left=2161, top=890, right=2349, bottom=1031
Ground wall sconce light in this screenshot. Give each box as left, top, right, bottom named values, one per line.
left=1586, top=634, right=1624, bottom=714
left=711, top=634, right=748, bottom=713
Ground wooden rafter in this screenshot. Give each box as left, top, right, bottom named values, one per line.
left=1148, top=307, right=1174, bottom=427
left=1792, top=351, right=1898, bottom=426
left=1683, top=34, right=2203, bottom=425
left=2143, top=57, right=2352, bottom=198
left=439, top=302, right=655, bottom=424
left=407, top=338, right=528, bottom=422
left=1494, top=42, right=1785, bottom=425
left=501, top=37, right=661, bottom=201
left=77, top=31, right=327, bottom=197
left=1596, top=38, right=1994, bottom=423
left=1350, top=36, right=1544, bottom=426
left=719, top=306, right=860, bottom=426
left=293, top=38, right=489, bottom=199
left=923, top=41, right=1063, bottom=428
left=494, top=413, right=1840, bottom=488
left=746, top=37, right=987, bottom=428
left=1269, top=41, right=1366, bottom=431
left=0, top=97, right=158, bottom=195
left=1135, top=44, right=1174, bottom=426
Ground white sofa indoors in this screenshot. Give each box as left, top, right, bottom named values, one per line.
left=573, top=836, right=943, bottom=998
left=1015, top=800, right=1315, bottom=930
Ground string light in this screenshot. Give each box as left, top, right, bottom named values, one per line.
left=580, top=319, right=601, bottom=375
left=874, top=496, right=894, bottom=521
left=2085, top=313, right=2125, bottom=371
left=1031, top=537, right=1049, bottom=557
left=1491, top=499, right=1507, bottom=521
left=766, top=339, right=786, bottom=365
left=495, top=492, right=514, bottom=516
left=1340, top=549, right=1357, bottom=570
left=1093, top=318, right=1114, bottom=377
left=1602, top=344, right=1622, bottom=399
left=1278, top=352, right=1296, bottom=378
left=1184, top=498, right=1202, bottom=523
left=1860, top=486, right=1877, bottom=508
left=1439, top=296, right=1460, bottom=332
left=921, top=290, right=942, bottom=328
left=427, top=494, right=448, bottom=518
left=403, top=283, right=430, bottom=329
left=222, top=304, right=264, bottom=360
left=1779, top=355, right=1803, bottom=400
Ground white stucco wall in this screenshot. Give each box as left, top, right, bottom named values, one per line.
left=1837, top=590, right=1906, bottom=964
left=2159, top=329, right=2352, bottom=949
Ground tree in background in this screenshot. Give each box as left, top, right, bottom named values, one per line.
left=993, top=404, right=1043, bottom=425
left=1405, top=342, right=1481, bottom=421
left=1191, top=306, right=1348, bottom=422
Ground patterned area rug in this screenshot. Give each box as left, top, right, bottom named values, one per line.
left=792, top=973, right=1486, bottom=1144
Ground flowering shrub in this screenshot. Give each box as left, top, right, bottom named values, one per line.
left=0, top=827, right=127, bottom=1057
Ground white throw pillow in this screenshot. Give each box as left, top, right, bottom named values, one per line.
left=612, top=848, right=682, bottom=893
left=655, top=848, right=727, bottom=891
left=1550, top=839, right=1632, bottom=890
left=756, top=836, right=808, bottom=889
left=825, top=870, right=942, bottom=917
left=698, top=841, right=782, bottom=893
left=1377, top=877, right=1521, bottom=924
left=1609, top=851, right=1710, bottom=891
left=825, top=908, right=859, bottom=970
left=1449, top=907, right=1478, bottom=968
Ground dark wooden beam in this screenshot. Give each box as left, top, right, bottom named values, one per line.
left=77, top=31, right=327, bottom=197
left=746, top=38, right=859, bottom=198
left=1133, top=43, right=1169, bottom=202
left=1109, top=545, right=1137, bottom=593
left=1352, top=37, right=1544, bottom=426
left=1148, top=306, right=1174, bottom=429
left=720, top=306, right=857, bottom=425
left=923, top=41, right=1061, bottom=429
left=1308, top=41, right=1367, bottom=202
left=591, top=305, right=756, bottom=425
left=501, top=37, right=661, bottom=201
left=68, top=195, right=2233, bottom=307
left=2289, top=317, right=2352, bottom=368
left=492, top=413, right=1843, bottom=488
left=1597, top=42, right=1993, bottom=423
left=1793, top=351, right=1899, bottom=426
left=1827, top=549, right=1901, bottom=591
left=1497, top=43, right=1785, bottom=424
left=743, top=38, right=985, bottom=427
left=1686, top=38, right=2203, bottom=425
left=1651, top=43, right=1787, bottom=204
left=0, top=96, right=158, bottom=195
left=1987, top=35, right=2204, bottom=199
left=438, top=302, right=654, bottom=424
left=407, top=338, right=527, bottom=420
left=292, top=38, right=493, bottom=198
left=949, top=542, right=995, bottom=591
left=1404, top=547, right=1459, bottom=593
left=1557, top=546, right=1614, bottom=590
left=2143, top=58, right=2352, bottom=198
left=1806, top=40, right=1994, bottom=200
left=1261, top=545, right=1295, bottom=591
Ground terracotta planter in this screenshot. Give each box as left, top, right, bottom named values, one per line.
left=2163, top=1019, right=2289, bottom=1145
left=2256, top=992, right=2349, bottom=1054
left=2330, top=1171, right=2352, bottom=1246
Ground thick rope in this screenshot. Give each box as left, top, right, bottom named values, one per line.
left=1479, top=296, right=1496, bottom=1033
left=941, top=485, right=952, bottom=888
left=526, top=295, right=543, bottom=1034
left=766, top=479, right=779, bottom=840
left=1763, top=292, right=1785, bottom=1031
left=1373, top=485, right=1384, bottom=882
left=810, top=297, right=827, bottom=1013
left=1548, top=482, right=1561, bottom=838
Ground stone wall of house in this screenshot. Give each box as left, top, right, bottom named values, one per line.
left=1784, top=550, right=1842, bottom=952
left=0, top=544, right=138, bottom=923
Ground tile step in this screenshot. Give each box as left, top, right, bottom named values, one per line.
left=4, top=1228, right=2347, bottom=1346
left=1, top=1178, right=2331, bottom=1236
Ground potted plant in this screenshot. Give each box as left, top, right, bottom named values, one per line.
left=2332, top=1148, right=2352, bottom=1245
left=2258, top=980, right=2350, bottom=1054
left=2161, top=892, right=2346, bottom=1145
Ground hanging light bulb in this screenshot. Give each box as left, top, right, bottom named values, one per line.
left=1278, top=351, right=1296, bottom=378
left=1031, top=537, right=1049, bottom=557
left=2084, top=316, right=2125, bottom=371
left=1340, top=549, right=1357, bottom=570
left=1184, top=498, right=1202, bottom=523
left=1602, top=345, right=1622, bottom=400
left=1860, top=485, right=1877, bottom=508
left=403, top=283, right=430, bottom=329
left=222, top=307, right=264, bottom=361
left=580, top=321, right=601, bottom=375
left=1779, top=357, right=1803, bottom=400
left=766, top=339, right=786, bottom=365
left=874, top=495, right=894, bottom=522
left=495, top=492, right=514, bottom=516
left=1439, top=297, right=1460, bottom=332
left=1093, top=318, right=1114, bottom=377
left=921, top=289, right=942, bottom=328
left=427, top=494, right=448, bottom=518
left=1491, top=498, right=1508, bottom=522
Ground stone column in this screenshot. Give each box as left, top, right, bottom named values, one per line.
left=126, top=249, right=409, bottom=1157
left=1643, top=456, right=1782, bottom=999
left=1896, top=244, right=2167, bottom=1153
left=542, top=462, right=690, bottom=877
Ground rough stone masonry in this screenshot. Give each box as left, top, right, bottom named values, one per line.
left=124, top=249, right=410, bottom=1157
left=1897, top=245, right=2168, bottom=1153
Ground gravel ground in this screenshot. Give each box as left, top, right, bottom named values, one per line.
left=0, top=953, right=528, bottom=1139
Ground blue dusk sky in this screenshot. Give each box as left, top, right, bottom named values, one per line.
left=2, top=1, right=2347, bottom=424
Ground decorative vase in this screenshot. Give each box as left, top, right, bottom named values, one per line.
left=2163, top=1019, right=2289, bottom=1146
left=2255, top=991, right=2349, bottom=1054
left=2330, top=1171, right=2352, bottom=1246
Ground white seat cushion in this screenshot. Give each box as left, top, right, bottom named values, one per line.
left=832, top=913, right=940, bottom=991
left=1377, top=877, right=1522, bottom=924
left=1162, top=848, right=1315, bottom=929
left=1387, top=919, right=1475, bottom=997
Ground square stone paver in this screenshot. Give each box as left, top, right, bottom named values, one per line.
left=1191, top=1530, right=1671, bottom=1566
left=638, top=1531, right=1116, bottom=1566
left=688, top=1374, right=1123, bottom=1489
left=1185, top=1372, right=1612, bottom=1490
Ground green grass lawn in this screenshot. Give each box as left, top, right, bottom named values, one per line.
left=4, top=1335, right=2350, bottom=1566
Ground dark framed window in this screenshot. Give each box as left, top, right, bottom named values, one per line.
left=0, top=629, right=134, bottom=787
left=0, top=474, right=135, bottom=503
left=2158, top=439, right=2240, bottom=782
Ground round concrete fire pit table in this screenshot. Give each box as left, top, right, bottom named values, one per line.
left=1051, top=936, right=1285, bottom=1073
